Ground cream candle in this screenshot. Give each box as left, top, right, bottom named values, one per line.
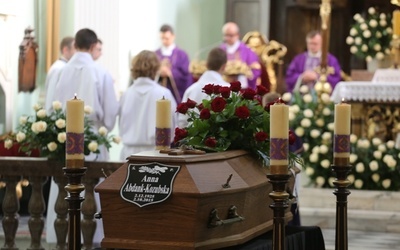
left=269, top=101, right=289, bottom=173
left=393, top=10, right=400, bottom=37
left=333, top=101, right=351, bottom=165
left=155, top=96, right=171, bottom=150
left=66, top=94, right=84, bottom=168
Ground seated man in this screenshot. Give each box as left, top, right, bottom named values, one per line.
left=285, top=30, right=341, bottom=93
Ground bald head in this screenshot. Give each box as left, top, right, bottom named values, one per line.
left=222, top=22, right=240, bottom=46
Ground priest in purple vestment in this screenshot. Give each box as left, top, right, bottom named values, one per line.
left=220, top=22, right=261, bottom=90
left=155, top=24, right=191, bottom=103
left=285, top=30, right=342, bottom=93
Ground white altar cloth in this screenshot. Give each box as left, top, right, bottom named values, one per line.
left=331, top=81, right=400, bottom=103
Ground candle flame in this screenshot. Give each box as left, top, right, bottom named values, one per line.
left=74, top=93, right=78, bottom=100
left=341, top=98, right=346, bottom=103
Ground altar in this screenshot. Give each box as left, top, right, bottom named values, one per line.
left=331, top=80, right=400, bottom=141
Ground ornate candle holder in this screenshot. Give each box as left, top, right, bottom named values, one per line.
left=64, top=167, right=87, bottom=250
left=391, top=35, right=400, bottom=68
left=267, top=165, right=290, bottom=250
left=331, top=160, right=352, bottom=250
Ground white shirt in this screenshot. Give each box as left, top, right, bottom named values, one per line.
left=160, top=43, right=176, bottom=56
left=226, top=40, right=241, bottom=55
left=178, top=70, right=229, bottom=128
left=119, top=77, right=177, bottom=159
left=44, top=58, right=67, bottom=111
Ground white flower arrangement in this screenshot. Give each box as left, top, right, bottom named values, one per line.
left=346, top=7, right=392, bottom=62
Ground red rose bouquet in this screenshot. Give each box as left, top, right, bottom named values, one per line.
left=175, top=81, right=279, bottom=162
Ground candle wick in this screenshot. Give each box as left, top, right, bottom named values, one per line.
left=74, top=93, right=78, bottom=100
left=162, top=96, right=165, bottom=100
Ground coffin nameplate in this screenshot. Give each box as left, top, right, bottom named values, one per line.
left=120, top=162, right=180, bottom=207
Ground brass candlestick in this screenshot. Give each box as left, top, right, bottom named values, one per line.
left=64, top=167, right=87, bottom=250
left=331, top=164, right=352, bottom=250
left=267, top=166, right=290, bottom=250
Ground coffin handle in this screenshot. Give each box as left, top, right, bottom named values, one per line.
left=208, top=206, right=245, bottom=228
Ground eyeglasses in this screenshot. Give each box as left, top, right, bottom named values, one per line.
left=223, top=33, right=238, bottom=37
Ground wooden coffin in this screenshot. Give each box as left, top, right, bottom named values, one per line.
left=96, top=150, right=293, bottom=250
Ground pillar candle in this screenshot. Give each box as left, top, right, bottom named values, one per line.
left=333, top=101, right=351, bottom=166
left=155, top=96, right=171, bottom=150
left=269, top=101, right=289, bottom=173
left=393, top=10, right=400, bottom=37
left=66, top=95, right=84, bottom=168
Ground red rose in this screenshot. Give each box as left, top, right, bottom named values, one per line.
left=242, top=89, right=257, bottom=100
left=205, top=137, right=217, bottom=148
left=173, top=127, right=188, bottom=143
left=235, top=106, right=250, bottom=119
left=230, top=81, right=241, bottom=92
left=264, top=101, right=275, bottom=112
left=197, top=103, right=204, bottom=111
left=176, top=103, right=189, bottom=114
left=257, top=85, right=269, bottom=96
left=211, top=97, right=227, bottom=112
left=202, top=84, right=214, bottom=95
left=255, top=131, right=268, bottom=142
left=289, top=130, right=296, bottom=145
left=219, top=86, right=231, bottom=98
left=213, top=85, right=221, bottom=94
left=186, top=98, right=197, bottom=108
left=200, top=108, right=211, bottom=120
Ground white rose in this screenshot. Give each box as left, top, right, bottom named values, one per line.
left=346, top=36, right=354, bottom=45
left=303, top=94, right=313, bottom=103
left=353, top=14, right=361, bottom=21
left=55, top=119, right=66, bottom=129
left=362, top=139, right=371, bottom=148
left=315, top=119, right=325, bottom=127
left=348, top=174, right=355, bottom=183
left=321, top=159, right=330, bottom=169
left=299, top=85, right=309, bottom=94
left=322, top=107, right=331, bottom=116
left=322, top=132, right=331, bottom=141
left=350, top=154, right=358, bottom=163
left=312, top=146, right=320, bottom=154
left=379, top=20, right=387, bottom=27
left=383, top=155, right=391, bottom=164
left=350, top=28, right=358, bottom=36
left=310, top=129, right=321, bottom=138
left=350, top=46, right=358, bottom=54
left=372, top=138, right=382, bottom=146
left=319, top=145, right=329, bottom=154
left=366, top=56, right=373, bottom=62
left=295, top=127, right=304, bottom=137
left=386, top=140, right=395, bottom=149
left=368, top=7, right=375, bottom=15
left=360, top=23, right=368, bottom=31
left=369, top=19, right=378, bottom=28
left=88, top=141, right=98, bottom=152
left=282, top=92, right=292, bottom=102
left=373, top=150, right=382, bottom=160
left=382, top=179, right=391, bottom=189
left=378, top=144, right=386, bottom=152
left=303, top=143, right=309, bottom=152
left=310, top=153, right=319, bottom=163
left=372, top=173, right=380, bottom=183
left=387, top=159, right=397, bottom=169
left=289, top=111, right=295, bottom=121
left=350, top=134, right=358, bottom=143
left=16, top=132, right=26, bottom=143
left=98, top=126, right=108, bottom=136
left=361, top=44, right=368, bottom=52
left=35, top=121, right=47, bottom=133
left=380, top=13, right=386, bottom=20
left=315, top=176, right=325, bottom=187
left=112, top=136, right=121, bottom=144
left=373, top=44, right=381, bottom=51
left=314, top=82, right=323, bottom=92
left=57, top=132, right=67, bottom=143
left=84, top=105, right=93, bottom=115
left=376, top=31, right=382, bottom=38
left=387, top=27, right=393, bottom=34
left=354, top=179, right=363, bottom=189
left=320, top=93, right=331, bottom=104
left=290, top=104, right=300, bottom=113
left=376, top=52, right=384, bottom=60
left=300, top=118, right=311, bottom=128
left=369, top=160, right=379, bottom=171
left=323, top=83, right=332, bottom=93
left=47, top=142, right=58, bottom=152
left=36, top=109, right=47, bottom=119
left=52, top=101, right=62, bottom=111
left=355, top=162, right=365, bottom=173
left=327, top=123, right=334, bottom=131
left=303, top=109, right=313, bottom=118
left=305, top=167, right=314, bottom=176
left=33, top=104, right=41, bottom=111
left=19, top=116, right=28, bottom=125
left=4, top=139, right=13, bottom=149
left=362, top=30, right=371, bottom=38
left=31, top=123, right=38, bottom=134
left=357, top=17, right=365, bottom=24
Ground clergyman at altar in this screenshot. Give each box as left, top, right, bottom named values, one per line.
left=285, top=30, right=342, bottom=93
left=155, top=24, right=192, bottom=104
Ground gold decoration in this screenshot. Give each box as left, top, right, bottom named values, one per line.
left=320, top=0, right=331, bottom=30
left=189, top=60, right=207, bottom=78
left=223, top=60, right=253, bottom=79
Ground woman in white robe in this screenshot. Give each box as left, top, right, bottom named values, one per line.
left=119, top=50, right=177, bottom=160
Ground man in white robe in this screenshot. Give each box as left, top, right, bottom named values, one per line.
left=47, top=28, right=119, bottom=246
left=178, top=47, right=229, bottom=128
left=44, top=36, right=75, bottom=112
